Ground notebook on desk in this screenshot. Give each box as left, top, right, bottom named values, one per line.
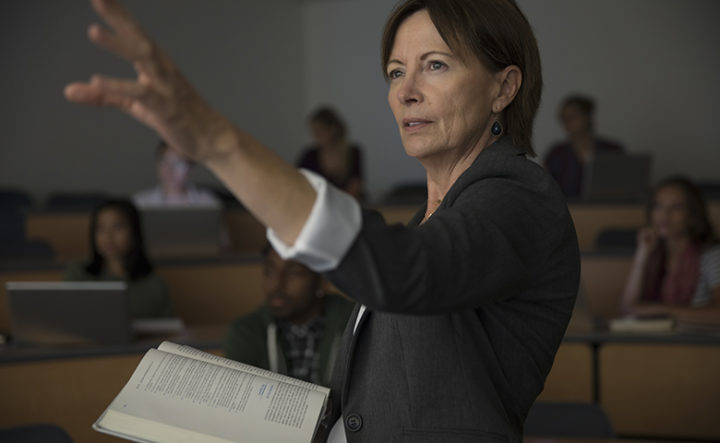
left=140, top=207, right=223, bottom=257
left=6, top=281, right=132, bottom=346
left=583, top=152, right=652, bottom=202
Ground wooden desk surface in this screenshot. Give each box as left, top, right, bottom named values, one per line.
left=599, top=342, right=720, bottom=441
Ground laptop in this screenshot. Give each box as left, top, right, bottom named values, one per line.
left=583, top=152, right=652, bottom=202
left=140, top=207, right=223, bottom=257
left=6, top=281, right=132, bottom=346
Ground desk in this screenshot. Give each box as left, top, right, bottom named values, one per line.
left=25, top=211, right=90, bottom=261
left=154, top=255, right=264, bottom=325
left=579, top=253, right=633, bottom=319
left=0, top=325, right=225, bottom=443
left=600, top=342, right=720, bottom=440
left=537, top=343, right=593, bottom=403
left=568, top=203, right=645, bottom=251
left=561, top=316, right=720, bottom=441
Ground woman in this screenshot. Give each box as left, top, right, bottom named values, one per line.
left=544, top=94, right=624, bottom=198
left=297, top=107, right=365, bottom=201
left=65, top=0, right=579, bottom=441
left=621, top=177, right=720, bottom=323
left=65, top=199, right=173, bottom=318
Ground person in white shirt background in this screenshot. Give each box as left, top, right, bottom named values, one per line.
left=133, top=139, right=220, bottom=208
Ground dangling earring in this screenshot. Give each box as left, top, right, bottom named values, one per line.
left=491, top=121, right=502, bottom=136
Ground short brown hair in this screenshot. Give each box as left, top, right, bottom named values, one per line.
left=381, top=0, right=542, bottom=155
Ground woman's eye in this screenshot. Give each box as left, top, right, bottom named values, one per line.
left=429, top=61, right=446, bottom=71
left=388, top=69, right=403, bottom=79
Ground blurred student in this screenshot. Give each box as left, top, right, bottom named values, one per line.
left=544, top=94, right=625, bottom=198
left=133, top=139, right=220, bottom=208
left=64, top=199, right=173, bottom=318
left=224, top=246, right=353, bottom=386
left=296, top=106, right=365, bottom=201
left=621, top=177, right=720, bottom=323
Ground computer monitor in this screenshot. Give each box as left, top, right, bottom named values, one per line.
left=140, top=207, right=223, bottom=257
left=6, top=281, right=131, bottom=346
left=583, top=152, right=652, bottom=202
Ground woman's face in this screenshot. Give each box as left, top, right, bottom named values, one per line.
left=95, top=208, right=133, bottom=261
left=650, top=185, right=691, bottom=240
left=386, top=10, right=498, bottom=161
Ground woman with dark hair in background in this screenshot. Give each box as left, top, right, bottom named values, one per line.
left=297, top=106, right=365, bottom=201
left=544, top=94, right=625, bottom=198
left=64, top=199, right=173, bottom=318
left=621, top=177, right=720, bottom=323
left=65, top=0, right=579, bottom=440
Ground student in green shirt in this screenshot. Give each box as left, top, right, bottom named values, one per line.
left=224, top=246, right=353, bottom=386
left=64, top=199, right=172, bottom=318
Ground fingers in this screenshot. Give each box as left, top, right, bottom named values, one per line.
left=88, top=23, right=152, bottom=62
left=88, top=0, right=153, bottom=63
left=64, top=82, right=135, bottom=111
left=91, top=0, right=144, bottom=41
left=64, top=75, right=146, bottom=107
left=87, top=0, right=171, bottom=87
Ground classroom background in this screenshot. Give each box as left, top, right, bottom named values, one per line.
left=1, top=1, right=720, bottom=443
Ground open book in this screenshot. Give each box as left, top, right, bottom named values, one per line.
left=93, top=341, right=330, bottom=443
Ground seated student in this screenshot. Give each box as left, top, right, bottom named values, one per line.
left=133, top=139, right=220, bottom=208
left=64, top=199, right=173, bottom=318
left=621, top=177, right=720, bottom=323
left=224, top=246, right=354, bottom=386
left=296, top=106, right=365, bottom=202
left=544, top=94, right=625, bottom=198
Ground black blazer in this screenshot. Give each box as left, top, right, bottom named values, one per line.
left=323, top=137, right=580, bottom=442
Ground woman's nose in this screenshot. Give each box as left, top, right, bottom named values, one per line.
left=396, top=73, right=421, bottom=105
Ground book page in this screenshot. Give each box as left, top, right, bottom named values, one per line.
left=158, top=341, right=330, bottom=395
left=96, top=348, right=326, bottom=443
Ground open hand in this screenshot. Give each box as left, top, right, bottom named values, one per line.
left=64, top=0, right=231, bottom=162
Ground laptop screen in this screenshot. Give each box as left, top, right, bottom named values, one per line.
left=6, top=281, right=131, bottom=347
left=583, top=152, right=652, bottom=202
left=140, top=207, right=223, bottom=257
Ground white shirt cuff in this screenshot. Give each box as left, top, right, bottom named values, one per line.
left=267, top=169, right=362, bottom=272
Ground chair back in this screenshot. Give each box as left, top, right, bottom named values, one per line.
left=595, top=228, right=638, bottom=252
left=524, top=401, right=614, bottom=438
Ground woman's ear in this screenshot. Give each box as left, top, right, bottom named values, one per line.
left=492, top=65, right=522, bottom=114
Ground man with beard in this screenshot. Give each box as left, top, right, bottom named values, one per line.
left=224, top=246, right=354, bottom=386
